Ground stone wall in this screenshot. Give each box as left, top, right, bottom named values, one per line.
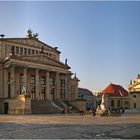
left=70, top=99, right=86, bottom=111
left=8, top=95, right=31, bottom=114
left=129, top=93, right=140, bottom=109
left=0, top=100, right=3, bottom=113
left=0, top=65, right=3, bottom=98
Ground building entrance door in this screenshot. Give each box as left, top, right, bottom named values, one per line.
left=4, top=102, right=9, bottom=114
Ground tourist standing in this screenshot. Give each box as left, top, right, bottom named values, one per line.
left=79, top=108, right=84, bottom=116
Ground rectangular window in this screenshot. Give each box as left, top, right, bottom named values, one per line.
left=50, top=77, right=55, bottom=86
left=31, top=86, right=36, bottom=100
left=11, top=46, right=15, bottom=55
left=41, top=87, right=45, bottom=100
left=32, top=50, right=34, bottom=54
left=134, top=103, right=136, bottom=109
left=20, top=47, right=23, bottom=55
left=111, top=100, right=114, bottom=107
left=118, top=100, right=120, bottom=107
left=16, top=46, right=19, bottom=54
left=8, top=72, right=10, bottom=82
left=36, top=50, right=38, bottom=54
left=40, top=76, right=45, bottom=85
left=8, top=84, right=11, bottom=98
left=50, top=88, right=55, bottom=100
left=24, top=48, right=27, bottom=55
left=133, top=95, right=136, bottom=98
left=28, top=49, right=31, bottom=54
left=31, top=75, right=35, bottom=84
left=20, top=85, right=23, bottom=95
left=60, top=79, right=65, bottom=87
left=20, top=74, right=24, bottom=83
left=60, top=89, right=65, bottom=99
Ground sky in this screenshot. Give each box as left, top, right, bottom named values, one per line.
left=0, top=1, right=140, bottom=92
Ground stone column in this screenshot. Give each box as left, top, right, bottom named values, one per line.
left=56, top=72, right=60, bottom=100
left=67, top=74, right=72, bottom=101
left=35, top=69, right=40, bottom=99
left=23, top=68, right=27, bottom=95
left=65, top=74, right=68, bottom=100
left=10, top=66, right=16, bottom=98
left=46, top=70, right=50, bottom=100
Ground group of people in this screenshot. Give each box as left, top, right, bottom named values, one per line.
left=108, top=107, right=125, bottom=116
left=79, top=107, right=97, bottom=116
left=61, top=106, right=72, bottom=115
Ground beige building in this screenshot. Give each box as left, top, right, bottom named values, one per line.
left=0, top=30, right=79, bottom=114
left=128, top=74, right=140, bottom=110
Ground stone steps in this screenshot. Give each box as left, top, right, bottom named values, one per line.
left=31, top=100, right=61, bottom=114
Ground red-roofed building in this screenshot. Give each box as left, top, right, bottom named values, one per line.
left=102, top=83, right=129, bottom=109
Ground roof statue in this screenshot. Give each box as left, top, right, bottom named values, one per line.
left=0, top=34, right=5, bottom=38
left=26, top=29, right=39, bottom=39
left=65, top=59, right=68, bottom=65
left=137, top=74, right=140, bottom=78
left=33, top=33, right=39, bottom=38
left=41, top=46, right=44, bottom=54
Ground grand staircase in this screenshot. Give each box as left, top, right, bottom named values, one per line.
left=31, top=100, right=62, bottom=114
left=31, top=99, right=79, bottom=114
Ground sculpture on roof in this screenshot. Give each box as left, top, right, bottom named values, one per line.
left=0, top=34, right=5, bottom=38
left=65, top=59, right=68, bottom=65
left=41, top=46, right=44, bottom=54
left=33, top=33, right=39, bottom=38
left=26, top=29, right=39, bottom=39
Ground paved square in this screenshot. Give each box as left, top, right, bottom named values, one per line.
left=0, top=114, right=140, bottom=139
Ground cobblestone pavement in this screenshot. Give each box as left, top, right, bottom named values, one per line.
left=0, top=114, right=140, bottom=139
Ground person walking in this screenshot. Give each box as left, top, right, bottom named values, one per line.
left=79, top=108, right=84, bottom=116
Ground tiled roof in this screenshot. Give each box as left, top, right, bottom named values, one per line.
left=102, top=83, right=128, bottom=97
left=78, top=88, right=93, bottom=96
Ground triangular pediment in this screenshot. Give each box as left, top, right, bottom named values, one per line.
left=15, top=54, right=69, bottom=69
left=3, top=38, right=60, bottom=53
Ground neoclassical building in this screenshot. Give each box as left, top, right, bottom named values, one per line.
left=128, top=74, right=140, bottom=110
left=0, top=30, right=79, bottom=114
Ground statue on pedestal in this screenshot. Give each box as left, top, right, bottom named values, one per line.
left=96, top=94, right=108, bottom=116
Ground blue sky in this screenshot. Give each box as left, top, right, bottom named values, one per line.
left=0, top=1, right=140, bottom=91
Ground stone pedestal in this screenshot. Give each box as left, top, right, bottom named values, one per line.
left=8, top=94, right=31, bottom=114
